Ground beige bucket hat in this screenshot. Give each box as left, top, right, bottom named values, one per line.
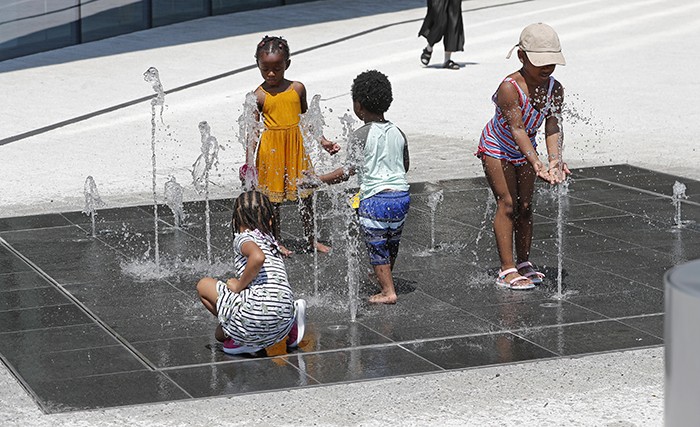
left=506, top=23, right=566, bottom=66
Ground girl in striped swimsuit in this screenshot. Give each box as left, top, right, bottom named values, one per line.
left=476, top=23, right=570, bottom=290
left=196, top=190, right=306, bottom=355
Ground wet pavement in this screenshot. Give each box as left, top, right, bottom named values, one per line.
left=0, top=164, right=695, bottom=413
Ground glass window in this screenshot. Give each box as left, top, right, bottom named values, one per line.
left=212, top=0, right=280, bottom=15
left=151, top=0, right=209, bottom=27
left=0, top=0, right=80, bottom=60
left=80, top=0, right=149, bottom=43
left=0, top=0, right=315, bottom=61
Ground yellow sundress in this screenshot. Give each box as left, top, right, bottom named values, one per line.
left=256, top=85, right=313, bottom=203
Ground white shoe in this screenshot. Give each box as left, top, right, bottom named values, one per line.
left=287, top=299, right=306, bottom=348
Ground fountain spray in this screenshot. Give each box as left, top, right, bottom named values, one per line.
left=553, top=110, right=569, bottom=300
left=192, top=121, right=220, bottom=264
left=164, top=176, right=185, bottom=228
left=82, top=176, right=105, bottom=238
left=237, top=92, right=263, bottom=191
left=672, top=181, right=688, bottom=229
left=298, top=94, right=326, bottom=293
left=336, top=112, right=361, bottom=321
left=427, top=189, right=444, bottom=251
left=143, top=66, right=165, bottom=268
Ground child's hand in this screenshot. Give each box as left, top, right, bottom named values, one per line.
left=297, top=170, right=322, bottom=189
left=239, top=164, right=257, bottom=184
left=548, top=161, right=571, bottom=184
left=321, top=136, right=340, bottom=155
left=533, top=161, right=553, bottom=183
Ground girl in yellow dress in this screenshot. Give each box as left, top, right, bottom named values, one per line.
left=250, top=36, right=339, bottom=255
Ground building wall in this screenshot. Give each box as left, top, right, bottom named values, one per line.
left=0, top=0, right=316, bottom=61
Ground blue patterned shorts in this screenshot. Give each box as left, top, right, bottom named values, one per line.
left=357, top=190, right=410, bottom=265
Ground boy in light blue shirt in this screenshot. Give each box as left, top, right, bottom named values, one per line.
left=314, top=70, right=410, bottom=304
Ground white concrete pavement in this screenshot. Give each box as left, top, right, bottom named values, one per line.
left=1, top=0, right=698, bottom=217
left=1, top=0, right=695, bottom=424
left=0, top=346, right=663, bottom=426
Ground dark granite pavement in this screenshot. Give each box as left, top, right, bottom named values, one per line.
left=1, top=165, right=696, bottom=413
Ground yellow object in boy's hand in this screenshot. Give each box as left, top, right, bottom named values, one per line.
left=349, top=192, right=360, bottom=209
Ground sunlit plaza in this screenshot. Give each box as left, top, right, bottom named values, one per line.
left=1, top=0, right=699, bottom=425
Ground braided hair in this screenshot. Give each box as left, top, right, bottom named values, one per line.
left=255, top=35, right=290, bottom=62
left=232, top=190, right=278, bottom=240
left=351, top=70, right=393, bottom=115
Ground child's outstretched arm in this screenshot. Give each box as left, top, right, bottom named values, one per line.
left=544, top=83, right=570, bottom=184
left=298, top=166, right=355, bottom=188
left=226, top=241, right=265, bottom=293
left=319, top=166, right=355, bottom=184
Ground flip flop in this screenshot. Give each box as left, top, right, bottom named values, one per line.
left=420, top=48, right=432, bottom=66
left=516, top=261, right=545, bottom=285
left=496, top=268, right=535, bottom=290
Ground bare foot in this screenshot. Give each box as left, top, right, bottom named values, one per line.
left=368, top=292, right=397, bottom=304
left=278, top=244, right=293, bottom=257
left=314, top=241, right=331, bottom=253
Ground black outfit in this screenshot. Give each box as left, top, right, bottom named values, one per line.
left=418, top=0, right=464, bottom=52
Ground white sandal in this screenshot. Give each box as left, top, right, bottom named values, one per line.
left=496, top=268, right=535, bottom=290
left=516, top=261, right=545, bottom=285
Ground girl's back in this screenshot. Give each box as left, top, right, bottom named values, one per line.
left=223, top=229, right=294, bottom=348
left=356, top=121, right=409, bottom=199
left=233, top=229, right=290, bottom=290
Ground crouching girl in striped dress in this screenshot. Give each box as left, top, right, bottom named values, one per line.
left=196, top=190, right=306, bottom=355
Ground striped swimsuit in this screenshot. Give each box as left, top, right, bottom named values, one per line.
left=476, top=76, right=555, bottom=166
left=215, top=229, right=295, bottom=348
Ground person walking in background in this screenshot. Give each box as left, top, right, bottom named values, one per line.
left=418, top=0, right=465, bottom=69
left=476, top=23, right=570, bottom=290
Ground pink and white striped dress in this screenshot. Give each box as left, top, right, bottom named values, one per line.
left=476, top=76, right=555, bottom=166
